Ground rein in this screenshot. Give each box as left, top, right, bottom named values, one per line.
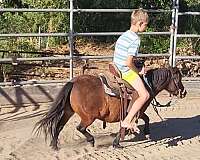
left=150, top=98, right=171, bottom=121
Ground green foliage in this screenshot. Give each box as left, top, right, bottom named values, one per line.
left=74, top=0, right=132, bottom=35
left=0, top=0, right=69, bottom=56
left=74, top=0, right=172, bottom=52
left=141, top=35, right=170, bottom=54
left=184, top=0, right=200, bottom=7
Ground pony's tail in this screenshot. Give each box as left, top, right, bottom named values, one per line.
left=34, top=81, right=73, bottom=142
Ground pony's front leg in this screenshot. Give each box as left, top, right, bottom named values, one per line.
left=112, top=127, right=126, bottom=149
left=140, top=113, right=151, bottom=140
left=76, top=121, right=95, bottom=147
left=113, top=132, right=121, bottom=148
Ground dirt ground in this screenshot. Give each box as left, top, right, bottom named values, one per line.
left=0, top=82, right=200, bottom=160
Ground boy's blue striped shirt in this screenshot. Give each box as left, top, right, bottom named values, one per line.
left=113, top=30, right=140, bottom=73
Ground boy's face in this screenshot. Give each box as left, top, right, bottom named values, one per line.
left=138, top=21, right=148, bottom=32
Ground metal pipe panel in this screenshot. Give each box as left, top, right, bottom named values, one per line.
left=178, top=12, right=200, bottom=16
left=0, top=8, right=171, bottom=13
left=74, top=32, right=171, bottom=36
left=0, top=32, right=171, bottom=37
left=0, top=79, right=68, bottom=86
left=70, top=9, right=172, bottom=13
left=0, top=54, right=170, bottom=63
left=176, top=56, right=200, bottom=59
left=0, top=8, right=70, bottom=12
left=177, top=34, right=200, bottom=38
left=69, top=0, right=74, bottom=79
left=0, top=33, right=69, bottom=37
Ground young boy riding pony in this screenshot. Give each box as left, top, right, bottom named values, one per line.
left=113, top=9, right=150, bottom=133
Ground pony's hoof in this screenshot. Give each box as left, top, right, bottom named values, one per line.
left=145, top=134, right=151, bottom=140
left=50, top=142, right=59, bottom=150
left=113, top=143, right=123, bottom=149
left=89, top=141, right=95, bottom=147
left=90, top=143, right=94, bottom=147
left=51, top=145, right=59, bottom=151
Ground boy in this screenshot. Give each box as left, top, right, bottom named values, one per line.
left=113, top=9, right=150, bottom=132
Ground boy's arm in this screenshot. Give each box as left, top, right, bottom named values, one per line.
left=126, top=55, right=139, bottom=73
left=127, top=38, right=140, bottom=73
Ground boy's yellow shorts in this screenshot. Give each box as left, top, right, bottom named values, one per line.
left=122, top=69, right=139, bottom=85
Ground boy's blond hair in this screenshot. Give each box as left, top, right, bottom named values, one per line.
left=131, top=8, right=149, bottom=25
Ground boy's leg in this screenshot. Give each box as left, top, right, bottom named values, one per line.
left=121, top=75, right=149, bottom=130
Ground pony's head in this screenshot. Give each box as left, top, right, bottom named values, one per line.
left=165, top=67, right=187, bottom=98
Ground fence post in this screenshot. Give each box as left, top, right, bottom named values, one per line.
left=172, top=0, right=179, bottom=67
left=69, top=0, right=74, bottom=79
left=169, top=0, right=176, bottom=66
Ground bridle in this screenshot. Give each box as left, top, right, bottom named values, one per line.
left=143, top=68, right=187, bottom=122
left=170, top=69, right=187, bottom=98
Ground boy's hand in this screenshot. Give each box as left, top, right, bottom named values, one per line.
left=139, top=66, right=147, bottom=75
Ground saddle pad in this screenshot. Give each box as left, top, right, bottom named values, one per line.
left=99, top=72, right=120, bottom=97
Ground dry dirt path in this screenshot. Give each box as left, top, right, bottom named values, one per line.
left=0, top=82, right=200, bottom=160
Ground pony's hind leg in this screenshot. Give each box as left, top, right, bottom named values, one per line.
left=50, top=111, right=74, bottom=150
left=76, top=119, right=95, bottom=147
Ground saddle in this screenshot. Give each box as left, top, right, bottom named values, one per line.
left=99, top=63, right=139, bottom=140
left=99, top=63, right=135, bottom=95
left=99, top=71, right=133, bottom=98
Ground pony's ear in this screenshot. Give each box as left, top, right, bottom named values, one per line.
left=169, top=66, right=180, bottom=74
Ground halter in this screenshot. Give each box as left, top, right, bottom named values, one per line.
left=170, top=69, right=187, bottom=98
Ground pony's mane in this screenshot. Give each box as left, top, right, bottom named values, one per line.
left=146, top=68, right=171, bottom=90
